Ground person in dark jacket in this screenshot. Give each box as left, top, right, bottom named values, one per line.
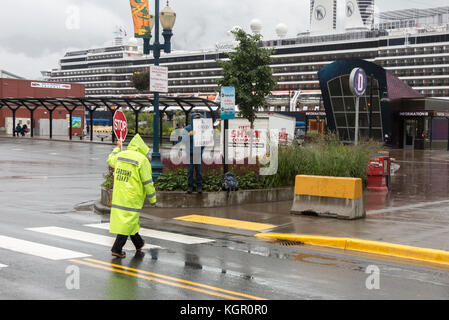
left=15, top=123, right=22, bottom=137
left=180, top=113, right=205, bottom=194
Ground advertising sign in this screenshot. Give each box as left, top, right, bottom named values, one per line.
left=220, top=86, right=236, bottom=120
left=72, top=116, right=82, bottom=128
left=349, top=68, right=367, bottom=97
left=113, top=110, right=128, bottom=142
left=66, top=115, right=82, bottom=128
left=31, top=82, right=71, bottom=90
left=193, top=118, right=214, bottom=147
left=130, top=0, right=151, bottom=38
left=150, top=66, right=168, bottom=93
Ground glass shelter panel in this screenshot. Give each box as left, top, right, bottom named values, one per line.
left=327, top=75, right=383, bottom=142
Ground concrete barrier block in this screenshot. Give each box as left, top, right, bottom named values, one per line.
left=291, top=175, right=365, bottom=220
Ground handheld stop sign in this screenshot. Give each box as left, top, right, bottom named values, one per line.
left=113, top=110, right=127, bottom=149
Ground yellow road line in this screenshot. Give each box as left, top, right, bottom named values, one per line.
left=84, top=258, right=266, bottom=300
left=256, top=233, right=449, bottom=267
left=72, top=258, right=266, bottom=300
left=174, top=215, right=276, bottom=231
left=71, top=259, right=241, bottom=300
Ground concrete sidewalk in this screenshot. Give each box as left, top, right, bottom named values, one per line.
left=141, top=149, right=449, bottom=256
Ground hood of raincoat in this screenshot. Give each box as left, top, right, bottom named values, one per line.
left=126, top=134, right=149, bottom=156
left=190, top=113, right=202, bottom=123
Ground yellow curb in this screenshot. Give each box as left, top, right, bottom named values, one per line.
left=255, top=233, right=449, bottom=266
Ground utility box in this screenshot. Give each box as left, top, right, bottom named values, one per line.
left=366, top=154, right=391, bottom=192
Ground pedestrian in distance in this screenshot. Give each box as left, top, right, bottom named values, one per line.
left=107, top=134, right=157, bottom=259
left=15, top=123, right=22, bottom=137
left=21, top=124, right=29, bottom=136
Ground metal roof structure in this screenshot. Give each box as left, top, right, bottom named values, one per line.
left=0, top=96, right=219, bottom=112
left=0, top=96, right=220, bottom=141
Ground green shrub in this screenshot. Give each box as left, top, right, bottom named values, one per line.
left=101, top=169, right=114, bottom=189
left=263, top=133, right=382, bottom=188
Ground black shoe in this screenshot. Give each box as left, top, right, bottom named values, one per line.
left=186, top=187, right=193, bottom=194
left=111, top=251, right=126, bottom=259
left=197, top=188, right=203, bottom=194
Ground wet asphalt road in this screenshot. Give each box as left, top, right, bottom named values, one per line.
left=1, top=137, right=449, bottom=300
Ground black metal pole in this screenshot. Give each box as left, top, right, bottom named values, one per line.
left=30, top=109, right=34, bottom=138
left=49, top=109, right=53, bottom=139
left=69, top=110, right=73, bottom=141
left=12, top=108, right=16, bottom=137
left=135, top=110, right=139, bottom=136
left=223, top=119, right=229, bottom=175
left=89, top=109, right=94, bottom=142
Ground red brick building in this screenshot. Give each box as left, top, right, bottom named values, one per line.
left=0, top=79, right=85, bottom=136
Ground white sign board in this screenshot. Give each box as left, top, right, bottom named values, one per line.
left=193, top=118, right=214, bottom=147
left=150, top=66, right=168, bottom=93
left=31, top=82, right=71, bottom=90
left=221, top=113, right=296, bottom=161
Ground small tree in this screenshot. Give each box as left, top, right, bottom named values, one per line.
left=217, top=29, right=277, bottom=128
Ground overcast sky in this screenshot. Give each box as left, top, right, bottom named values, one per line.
left=0, top=0, right=448, bottom=79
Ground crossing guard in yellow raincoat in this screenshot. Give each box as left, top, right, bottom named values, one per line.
left=107, top=134, right=157, bottom=258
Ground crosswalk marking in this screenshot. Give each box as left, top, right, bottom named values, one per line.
left=0, top=264, right=8, bottom=268
left=85, top=223, right=214, bottom=245
left=27, top=227, right=162, bottom=251
left=0, top=235, right=90, bottom=260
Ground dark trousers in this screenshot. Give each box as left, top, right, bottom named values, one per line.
left=188, top=154, right=202, bottom=189
left=111, top=233, right=144, bottom=253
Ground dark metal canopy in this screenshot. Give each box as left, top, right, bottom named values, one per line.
left=0, top=96, right=220, bottom=141
left=0, top=96, right=219, bottom=111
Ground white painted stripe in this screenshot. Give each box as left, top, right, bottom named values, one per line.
left=0, top=264, right=8, bottom=268
left=27, top=227, right=161, bottom=251
left=0, top=235, right=90, bottom=260
left=367, top=200, right=449, bottom=215
left=85, top=223, right=214, bottom=245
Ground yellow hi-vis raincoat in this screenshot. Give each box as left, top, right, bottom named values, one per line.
left=107, top=134, right=157, bottom=236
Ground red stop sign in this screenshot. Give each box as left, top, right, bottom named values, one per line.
left=113, top=110, right=127, bottom=142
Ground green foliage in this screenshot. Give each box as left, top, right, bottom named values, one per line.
left=262, top=133, right=382, bottom=188
left=154, top=169, right=188, bottom=191
left=235, top=170, right=264, bottom=190
left=216, top=29, right=277, bottom=127
left=154, top=168, right=265, bottom=192
left=101, top=170, right=114, bottom=189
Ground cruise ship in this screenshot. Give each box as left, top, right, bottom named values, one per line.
left=45, top=3, right=449, bottom=111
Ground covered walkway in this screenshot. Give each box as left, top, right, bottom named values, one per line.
left=0, top=96, right=220, bottom=142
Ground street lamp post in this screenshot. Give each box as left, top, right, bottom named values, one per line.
left=144, top=0, right=176, bottom=181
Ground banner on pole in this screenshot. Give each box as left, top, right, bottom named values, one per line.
left=130, top=0, right=151, bottom=38
left=220, top=86, right=236, bottom=120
